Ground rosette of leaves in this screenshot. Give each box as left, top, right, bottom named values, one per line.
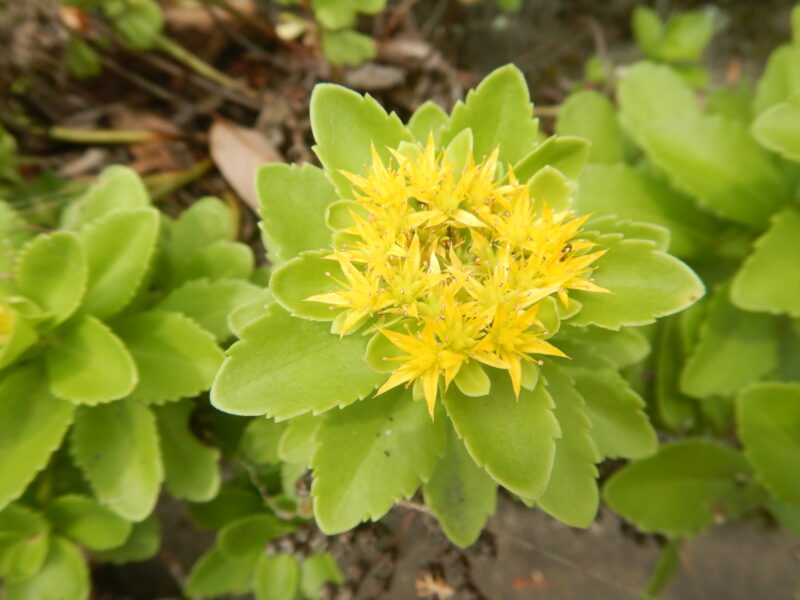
left=212, top=64, right=704, bottom=548
left=557, top=4, right=800, bottom=542
left=183, top=419, right=343, bottom=599
left=0, top=166, right=265, bottom=598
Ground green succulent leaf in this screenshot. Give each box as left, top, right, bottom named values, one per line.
left=536, top=365, right=600, bottom=527
left=300, top=553, right=344, bottom=598
left=253, top=553, right=299, bottom=600
left=239, top=417, right=286, bottom=465
left=566, top=367, right=657, bottom=460
left=278, top=413, right=321, bottom=466
left=654, top=318, right=696, bottom=431
left=310, top=83, right=413, bottom=197
left=444, top=371, right=560, bottom=499
left=737, top=383, right=800, bottom=505
left=211, top=305, right=384, bottom=418
left=658, top=9, right=716, bottom=62
left=61, top=166, right=149, bottom=228
left=753, top=45, right=800, bottom=114
left=46, top=315, right=138, bottom=405
left=311, top=0, right=385, bottom=29
left=604, top=441, right=750, bottom=536
left=187, top=485, right=265, bottom=531
left=3, top=537, right=89, bottom=600
left=512, top=136, right=591, bottom=181
left=158, top=278, right=265, bottom=342
left=93, top=514, right=160, bottom=564
left=681, top=285, right=779, bottom=399
left=568, top=237, right=704, bottom=330
left=731, top=209, right=800, bottom=316
left=618, top=62, right=699, bottom=146
left=70, top=401, right=163, bottom=521
left=257, top=163, right=340, bottom=263
left=80, top=207, right=160, bottom=319
left=103, top=0, right=163, bottom=50
left=311, top=388, right=445, bottom=534
left=44, top=495, right=132, bottom=551
left=169, top=197, right=234, bottom=265
left=441, top=64, right=539, bottom=165
left=113, top=310, right=223, bottom=405
left=320, top=29, right=376, bottom=67
left=14, top=232, right=86, bottom=327
left=423, top=422, right=497, bottom=547
left=639, top=114, right=788, bottom=228
left=631, top=6, right=663, bottom=58
left=174, top=240, right=254, bottom=285
left=154, top=400, right=220, bottom=502
left=407, top=101, right=449, bottom=144
left=185, top=544, right=260, bottom=599
left=751, top=95, right=800, bottom=162
left=575, top=164, right=720, bottom=259
left=218, top=514, right=292, bottom=559
left=0, top=308, right=38, bottom=371
left=0, top=365, right=75, bottom=511
left=0, top=504, right=49, bottom=582
left=270, top=250, right=343, bottom=321
left=556, top=90, right=624, bottom=164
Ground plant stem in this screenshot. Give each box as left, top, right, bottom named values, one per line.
left=639, top=538, right=684, bottom=600
left=48, top=127, right=163, bottom=145
left=154, top=34, right=257, bottom=100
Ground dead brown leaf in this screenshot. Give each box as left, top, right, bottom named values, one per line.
left=209, top=118, right=283, bottom=211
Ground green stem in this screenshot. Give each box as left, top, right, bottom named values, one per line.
left=144, top=158, right=213, bottom=200
left=48, top=127, right=163, bottom=145
left=154, top=34, right=256, bottom=98
left=640, top=538, right=684, bottom=600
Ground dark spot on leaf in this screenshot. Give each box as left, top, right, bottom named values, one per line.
left=384, top=450, right=391, bottom=457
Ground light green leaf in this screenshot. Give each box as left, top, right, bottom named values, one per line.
left=169, top=196, right=234, bottom=267
left=659, top=9, right=716, bottom=62
left=46, top=315, right=137, bottom=405
left=0, top=307, right=38, bottom=371
left=257, top=163, right=339, bottom=263
left=80, top=207, right=160, bottom=319
left=320, top=29, right=375, bottom=67
left=639, top=114, right=788, bottom=228
left=0, top=504, right=49, bottom=582
left=537, top=364, right=600, bottom=527
left=270, top=251, right=342, bottom=321
left=218, top=514, right=292, bottom=559
left=604, top=441, right=750, bottom=536
left=753, top=45, right=800, bottom=114
left=93, top=514, right=160, bottom=564
left=423, top=422, right=496, bottom=547
left=239, top=417, right=286, bottom=465
left=737, top=382, right=800, bottom=505
left=300, top=553, right=344, bottom=597
left=154, top=401, right=220, bottom=502
left=575, top=164, right=720, bottom=259
left=113, top=310, right=223, bottom=405
left=444, top=371, right=560, bottom=499
left=310, top=83, right=413, bottom=197
left=187, top=485, right=265, bottom=530
left=61, top=166, right=149, bottom=228
left=228, top=290, right=272, bottom=338
left=14, top=232, right=86, bottom=326
left=0, top=365, right=75, bottom=511
left=751, top=96, right=800, bottom=162
left=0, top=202, right=31, bottom=250
left=278, top=414, right=321, bottom=466
left=586, top=215, right=671, bottom=252
left=556, top=90, right=624, bottom=164
left=527, top=166, right=572, bottom=212
left=654, top=318, right=696, bottom=431
left=681, top=285, right=779, bottom=399
left=44, top=495, right=132, bottom=551
left=174, top=239, right=254, bottom=285
left=568, top=238, right=704, bottom=330
left=567, top=367, right=657, bottom=459
left=311, top=388, right=445, bottom=534
left=311, top=0, right=385, bottom=29
left=512, top=136, right=590, bottom=181
left=452, top=359, right=491, bottom=397
left=441, top=64, right=538, bottom=166
left=407, top=101, right=449, bottom=144
left=70, top=401, right=163, bottom=521
left=617, top=62, right=699, bottom=146
left=253, top=553, right=299, bottom=600
left=631, top=6, right=663, bottom=58
left=559, top=325, right=650, bottom=369
left=4, top=537, right=89, bottom=600
left=212, top=304, right=384, bottom=419
left=103, top=0, right=163, bottom=49
left=185, top=545, right=260, bottom=599
left=731, top=209, right=800, bottom=316
left=158, top=278, right=265, bottom=341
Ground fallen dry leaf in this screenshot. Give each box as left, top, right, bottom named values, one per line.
left=209, top=118, right=283, bottom=211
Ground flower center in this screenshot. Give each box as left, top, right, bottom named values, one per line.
left=309, top=137, right=607, bottom=415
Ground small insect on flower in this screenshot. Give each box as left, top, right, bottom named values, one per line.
left=308, top=136, right=607, bottom=416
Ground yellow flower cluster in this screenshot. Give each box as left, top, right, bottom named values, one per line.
left=309, top=137, right=606, bottom=415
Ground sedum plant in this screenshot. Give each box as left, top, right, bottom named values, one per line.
left=212, top=64, right=704, bottom=547
left=0, top=166, right=265, bottom=597
left=556, top=0, right=800, bottom=572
